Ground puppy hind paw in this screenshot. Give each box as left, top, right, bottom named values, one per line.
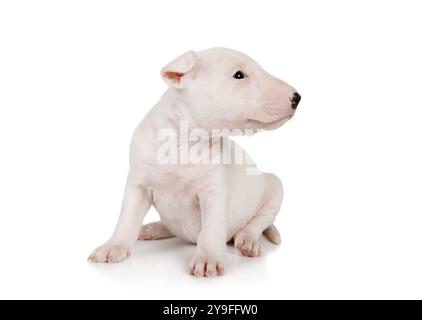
left=234, top=234, right=261, bottom=257
left=138, top=222, right=172, bottom=240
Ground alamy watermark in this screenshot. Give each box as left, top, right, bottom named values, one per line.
left=157, top=121, right=265, bottom=175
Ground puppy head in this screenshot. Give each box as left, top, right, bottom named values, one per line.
left=161, top=47, right=300, bottom=131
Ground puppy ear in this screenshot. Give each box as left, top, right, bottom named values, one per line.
left=161, top=51, right=198, bottom=88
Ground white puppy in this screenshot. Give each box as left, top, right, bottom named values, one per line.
left=88, top=48, right=301, bottom=277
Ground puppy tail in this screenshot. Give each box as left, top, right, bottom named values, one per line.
left=263, top=224, right=281, bottom=245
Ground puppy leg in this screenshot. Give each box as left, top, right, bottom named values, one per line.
left=88, top=184, right=151, bottom=263
left=189, top=190, right=228, bottom=277
left=235, top=173, right=283, bottom=257
left=138, top=221, right=174, bottom=240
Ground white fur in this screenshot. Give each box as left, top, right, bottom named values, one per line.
left=88, top=48, right=299, bottom=277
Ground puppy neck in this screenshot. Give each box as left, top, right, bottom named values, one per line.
left=160, top=88, right=202, bottom=135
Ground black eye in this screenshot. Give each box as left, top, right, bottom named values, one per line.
left=233, top=71, right=246, bottom=79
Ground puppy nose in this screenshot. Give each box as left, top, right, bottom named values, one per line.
left=290, top=92, right=301, bottom=109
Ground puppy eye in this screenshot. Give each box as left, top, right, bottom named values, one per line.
left=233, top=71, right=246, bottom=79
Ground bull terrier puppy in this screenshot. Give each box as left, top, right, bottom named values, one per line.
left=88, top=48, right=301, bottom=277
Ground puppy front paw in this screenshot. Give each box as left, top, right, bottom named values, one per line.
left=88, top=242, right=131, bottom=263
left=188, top=254, right=225, bottom=277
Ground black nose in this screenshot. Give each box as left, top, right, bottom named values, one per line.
left=290, top=92, right=301, bottom=109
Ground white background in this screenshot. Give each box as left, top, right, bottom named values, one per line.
left=1, top=0, right=421, bottom=299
